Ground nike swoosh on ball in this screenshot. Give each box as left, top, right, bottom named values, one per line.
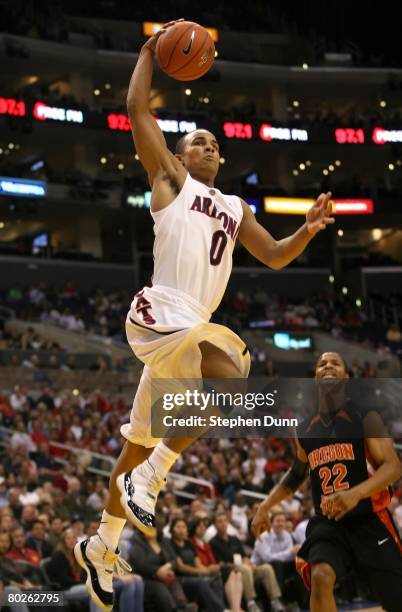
left=182, top=31, right=195, bottom=55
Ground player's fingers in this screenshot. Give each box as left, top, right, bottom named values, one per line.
left=163, top=18, right=185, bottom=28
left=159, top=19, right=185, bottom=35
left=323, top=217, right=335, bottom=224
left=325, top=198, right=334, bottom=215
left=314, top=193, right=325, bottom=208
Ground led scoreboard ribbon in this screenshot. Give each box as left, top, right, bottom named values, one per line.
left=0, top=93, right=401, bottom=145
left=0, top=97, right=26, bottom=117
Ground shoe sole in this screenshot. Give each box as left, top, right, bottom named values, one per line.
left=73, top=541, right=113, bottom=611
left=116, top=472, right=156, bottom=536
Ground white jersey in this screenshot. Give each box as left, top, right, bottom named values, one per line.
left=152, top=173, right=243, bottom=311
left=129, top=173, right=243, bottom=330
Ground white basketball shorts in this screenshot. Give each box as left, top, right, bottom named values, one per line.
left=120, top=285, right=250, bottom=448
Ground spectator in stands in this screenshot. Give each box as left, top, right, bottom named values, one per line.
left=46, top=355, right=61, bottom=369
left=63, top=477, right=87, bottom=517
left=9, top=385, right=27, bottom=413
left=231, top=492, right=250, bottom=541
left=189, top=515, right=243, bottom=612
left=251, top=511, right=305, bottom=609
left=204, top=509, right=241, bottom=542
left=10, top=422, right=36, bottom=453
left=25, top=519, right=53, bottom=558
left=243, top=446, right=267, bottom=485
left=210, top=510, right=284, bottom=612
left=50, top=489, right=69, bottom=521
left=0, top=531, right=38, bottom=592
left=21, top=354, right=40, bottom=369
left=90, top=355, right=108, bottom=371
left=84, top=519, right=101, bottom=540
left=86, top=478, right=108, bottom=513
left=47, top=516, right=64, bottom=550
left=62, top=354, right=77, bottom=371
left=6, top=527, right=45, bottom=586
left=170, top=517, right=227, bottom=612
left=19, top=506, right=38, bottom=532
left=7, top=490, right=22, bottom=522
left=0, top=478, right=8, bottom=509
left=47, top=527, right=100, bottom=610
left=71, top=515, right=86, bottom=542
left=129, top=526, right=194, bottom=611
left=7, top=526, right=40, bottom=566
left=31, top=442, right=61, bottom=477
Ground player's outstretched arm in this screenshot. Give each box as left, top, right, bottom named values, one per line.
left=252, top=438, right=309, bottom=537
left=238, top=192, right=334, bottom=269
left=127, top=20, right=186, bottom=186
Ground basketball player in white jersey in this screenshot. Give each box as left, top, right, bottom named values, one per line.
left=74, top=19, right=334, bottom=610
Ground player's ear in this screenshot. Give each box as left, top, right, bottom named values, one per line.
left=175, top=153, right=186, bottom=167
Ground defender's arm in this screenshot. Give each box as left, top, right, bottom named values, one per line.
left=252, top=437, right=309, bottom=537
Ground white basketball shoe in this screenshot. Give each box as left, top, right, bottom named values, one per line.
left=74, top=533, right=131, bottom=610
left=116, top=460, right=165, bottom=535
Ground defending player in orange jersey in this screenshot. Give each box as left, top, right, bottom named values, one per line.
left=252, top=351, right=402, bottom=612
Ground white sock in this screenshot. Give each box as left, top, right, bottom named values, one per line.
left=147, top=442, right=180, bottom=480
left=97, top=510, right=126, bottom=551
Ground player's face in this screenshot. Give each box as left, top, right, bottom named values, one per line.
left=315, top=352, right=348, bottom=380
left=178, top=130, right=220, bottom=181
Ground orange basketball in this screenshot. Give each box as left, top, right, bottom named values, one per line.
left=156, top=21, right=215, bottom=81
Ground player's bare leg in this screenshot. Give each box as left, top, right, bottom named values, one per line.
left=117, top=341, right=246, bottom=534
left=310, top=563, right=337, bottom=612
left=74, top=442, right=151, bottom=610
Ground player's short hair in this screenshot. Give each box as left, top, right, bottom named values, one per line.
left=315, top=352, right=348, bottom=374
left=175, top=130, right=218, bottom=154
left=175, top=133, right=191, bottom=154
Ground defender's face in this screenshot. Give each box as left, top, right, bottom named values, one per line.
left=178, top=130, right=220, bottom=179
left=315, top=352, right=348, bottom=380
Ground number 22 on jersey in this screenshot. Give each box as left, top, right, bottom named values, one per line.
left=319, top=462, right=349, bottom=495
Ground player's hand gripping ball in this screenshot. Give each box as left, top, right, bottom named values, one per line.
left=156, top=20, right=215, bottom=81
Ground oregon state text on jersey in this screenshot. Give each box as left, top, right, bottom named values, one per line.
left=150, top=173, right=243, bottom=314
left=297, top=403, right=391, bottom=519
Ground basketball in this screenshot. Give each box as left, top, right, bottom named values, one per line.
left=156, top=21, right=215, bottom=81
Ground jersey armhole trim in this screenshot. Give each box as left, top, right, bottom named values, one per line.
left=151, top=172, right=190, bottom=218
